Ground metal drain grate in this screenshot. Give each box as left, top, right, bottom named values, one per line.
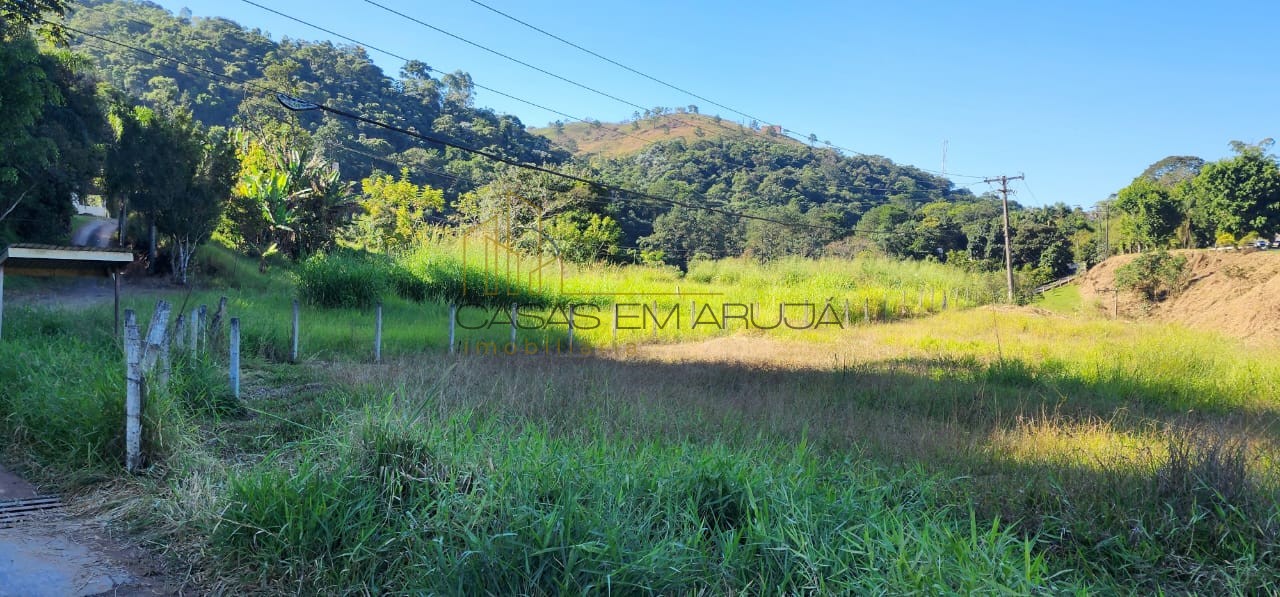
left=0, top=496, right=63, bottom=528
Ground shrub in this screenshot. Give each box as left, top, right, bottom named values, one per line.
left=295, top=252, right=388, bottom=308
left=1115, top=250, right=1190, bottom=302
left=295, top=250, right=430, bottom=307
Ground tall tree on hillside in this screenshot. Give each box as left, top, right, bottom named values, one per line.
left=1113, top=177, right=1182, bottom=248
left=1139, top=156, right=1205, bottom=187
left=1190, top=139, right=1280, bottom=237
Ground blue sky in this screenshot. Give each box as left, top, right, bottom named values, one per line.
left=151, top=0, right=1279, bottom=207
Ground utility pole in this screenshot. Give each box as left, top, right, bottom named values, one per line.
left=984, top=174, right=1023, bottom=303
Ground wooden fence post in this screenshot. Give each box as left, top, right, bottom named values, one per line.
left=374, top=302, right=383, bottom=364
left=510, top=303, right=517, bottom=348
left=140, top=301, right=171, bottom=392
left=174, top=313, right=186, bottom=352
left=611, top=304, right=618, bottom=345
left=210, top=296, right=227, bottom=341
left=124, top=310, right=142, bottom=473
left=291, top=300, right=300, bottom=362
left=229, top=317, right=240, bottom=400
left=188, top=308, right=198, bottom=358
left=112, top=271, right=119, bottom=339
left=864, top=298, right=870, bottom=324
left=448, top=304, right=456, bottom=354
left=843, top=299, right=851, bottom=327
left=197, top=304, right=208, bottom=352
left=567, top=304, right=575, bottom=353
left=651, top=300, right=658, bottom=338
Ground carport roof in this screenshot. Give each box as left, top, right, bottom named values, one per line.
left=0, top=244, right=133, bottom=277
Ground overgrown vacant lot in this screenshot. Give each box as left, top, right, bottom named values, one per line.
left=2, top=275, right=1277, bottom=593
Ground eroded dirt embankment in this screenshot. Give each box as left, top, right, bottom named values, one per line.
left=1076, top=249, right=1280, bottom=342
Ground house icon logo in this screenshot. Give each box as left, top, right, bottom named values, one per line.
left=461, top=194, right=565, bottom=299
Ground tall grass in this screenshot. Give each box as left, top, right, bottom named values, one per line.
left=3, top=245, right=1277, bottom=594
left=209, top=406, right=1072, bottom=594
left=0, top=306, right=199, bottom=476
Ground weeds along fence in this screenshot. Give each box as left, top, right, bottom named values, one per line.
left=115, top=284, right=978, bottom=469
left=121, top=297, right=238, bottom=473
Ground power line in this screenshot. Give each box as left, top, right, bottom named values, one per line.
left=57, top=21, right=856, bottom=234
left=57, top=19, right=1001, bottom=241
left=220, top=3, right=971, bottom=199
left=466, top=0, right=773, bottom=127
left=236, top=0, right=586, bottom=156
left=354, top=0, right=827, bottom=156
left=463, top=0, right=986, bottom=180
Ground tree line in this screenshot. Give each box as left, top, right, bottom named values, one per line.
left=4, top=0, right=1274, bottom=289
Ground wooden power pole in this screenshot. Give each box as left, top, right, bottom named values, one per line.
left=984, top=174, right=1023, bottom=303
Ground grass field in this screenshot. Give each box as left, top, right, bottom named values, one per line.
left=1, top=248, right=1276, bottom=594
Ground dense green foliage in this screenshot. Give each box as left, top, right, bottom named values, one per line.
left=1110, top=141, right=1280, bottom=250
left=295, top=250, right=426, bottom=309
left=0, top=35, right=108, bottom=242
left=66, top=0, right=567, bottom=196
left=1114, top=250, right=1190, bottom=302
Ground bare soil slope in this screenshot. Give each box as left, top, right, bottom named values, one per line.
left=1076, top=249, right=1280, bottom=342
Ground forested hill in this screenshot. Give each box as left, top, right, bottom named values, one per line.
left=58, top=0, right=993, bottom=267
left=65, top=0, right=567, bottom=195
left=529, top=110, right=975, bottom=260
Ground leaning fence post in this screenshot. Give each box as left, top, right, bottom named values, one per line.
left=124, top=310, right=143, bottom=473
left=210, top=296, right=228, bottom=341
left=448, top=304, right=457, bottom=354
left=374, top=302, right=383, bottom=364
left=188, top=308, right=198, bottom=358
left=140, top=300, right=171, bottom=392
left=229, top=317, right=240, bottom=400
left=197, top=304, right=208, bottom=352
left=291, top=299, right=300, bottom=362
left=174, top=313, right=186, bottom=352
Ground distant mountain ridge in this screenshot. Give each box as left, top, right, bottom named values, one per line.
left=532, top=112, right=807, bottom=158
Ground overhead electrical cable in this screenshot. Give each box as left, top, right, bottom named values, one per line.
left=463, top=0, right=987, bottom=180
left=221, top=3, right=971, bottom=198
left=56, top=21, right=850, bottom=233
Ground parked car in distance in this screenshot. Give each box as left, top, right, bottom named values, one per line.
left=1255, top=239, right=1272, bottom=250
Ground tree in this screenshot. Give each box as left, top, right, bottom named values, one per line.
left=105, top=102, right=204, bottom=263
left=106, top=102, right=232, bottom=282
left=546, top=212, right=621, bottom=263
left=1139, top=155, right=1205, bottom=187
left=1190, top=140, right=1280, bottom=238
left=160, top=127, right=236, bottom=283
left=1113, top=177, right=1182, bottom=248
left=349, top=169, right=443, bottom=252
left=0, top=41, right=107, bottom=243
left=1, top=0, right=70, bottom=43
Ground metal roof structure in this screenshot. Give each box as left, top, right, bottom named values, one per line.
left=0, top=244, right=135, bottom=340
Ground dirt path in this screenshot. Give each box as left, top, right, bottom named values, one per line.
left=0, top=465, right=174, bottom=596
